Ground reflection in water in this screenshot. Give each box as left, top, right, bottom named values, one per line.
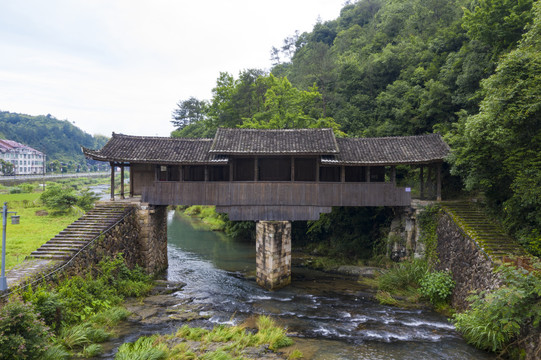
left=167, top=211, right=495, bottom=360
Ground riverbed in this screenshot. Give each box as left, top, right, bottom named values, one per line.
left=105, top=210, right=495, bottom=359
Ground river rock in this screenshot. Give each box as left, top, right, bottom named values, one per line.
left=150, top=280, right=187, bottom=295
left=335, top=265, right=382, bottom=278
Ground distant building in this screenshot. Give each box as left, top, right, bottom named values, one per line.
left=0, top=140, right=45, bottom=175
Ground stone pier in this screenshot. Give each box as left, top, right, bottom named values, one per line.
left=256, top=221, right=291, bottom=290
left=136, top=204, right=168, bottom=274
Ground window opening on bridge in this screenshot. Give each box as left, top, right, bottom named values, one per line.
left=157, top=165, right=180, bottom=181
left=233, top=158, right=255, bottom=181
left=259, top=157, right=291, bottom=181
left=320, top=166, right=341, bottom=182
left=345, top=166, right=366, bottom=182
left=209, top=165, right=229, bottom=181
left=370, top=166, right=385, bottom=182
left=183, top=165, right=205, bottom=181
left=294, top=158, right=317, bottom=181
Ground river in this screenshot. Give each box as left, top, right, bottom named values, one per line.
left=160, top=210, right=494, bottom=360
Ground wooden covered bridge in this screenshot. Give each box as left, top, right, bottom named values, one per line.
left=83, top=128, right=449, bottom=289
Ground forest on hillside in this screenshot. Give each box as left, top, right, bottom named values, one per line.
left=171, top=0, right=541, bottom=256
left=0, top=111, right=109, bottom=170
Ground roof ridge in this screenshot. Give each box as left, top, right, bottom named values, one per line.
left=338, top=133, right=442, bottom=141
left=216, top=127, right=333, bottom=132
left=112, top=133, right=212, bottom=141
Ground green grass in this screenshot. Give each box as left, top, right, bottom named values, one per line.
left=0, top=192, right=80, bottom=269
left=184, top=205, right=226, bottom=231
left=118, top=315, right=297, bottom=359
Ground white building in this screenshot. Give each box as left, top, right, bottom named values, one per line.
left=0, top=139, right=45, bottom=175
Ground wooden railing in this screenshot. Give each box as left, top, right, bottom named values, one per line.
left=142, top=181, right=411, bottom=207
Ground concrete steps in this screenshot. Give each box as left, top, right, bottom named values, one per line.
left=441, top=201, right=528, bottom=262
left=29, top=203, right=134, bottom=260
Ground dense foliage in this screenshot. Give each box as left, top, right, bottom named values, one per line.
left=5, top=255, right=153, bottom=359
left=447, top=0, right=541, bottom=255
left=172, top=0, right=540, bottom=257
left=0, top=111, right=108, bottom=169
left=0, top=300, right=52, bottom=360
left=453, top=265, right=541, bottom=353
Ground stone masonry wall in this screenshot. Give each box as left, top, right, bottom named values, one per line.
left=137, top=204, right=168, bottom=274
left=62, top=208, right=143, bottom=278
left=61, top=204, right=168, bottom=279
left=256, top=221, right=291, bottom=290
left=436, top=213, right=502, bottom=311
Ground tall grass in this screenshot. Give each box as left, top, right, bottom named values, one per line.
left=115, top=336, right=168, bottom=360
left=378, top=259, right=428, bottom=295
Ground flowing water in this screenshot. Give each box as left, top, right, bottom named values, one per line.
left=164, top=211, right=495, bottom=360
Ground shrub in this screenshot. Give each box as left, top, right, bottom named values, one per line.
left=82, top=344, right=103, bottom=357
left=419, top=270, right=455, bottom=305
left=19, top=183, right=35, bottom=193
left=0, top=299, right=52, bottom=360
left=40, top=183, right=78, bottom=214
left=22, top=287, right=64, bottom=330
left=9, top=187, right=22, bottom=194
left=378, top=259, right=428, bottom=294
left=453, top=265, right=541, bottom=353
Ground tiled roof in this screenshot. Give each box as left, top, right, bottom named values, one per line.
left=82, top=133, right=226, bottom=164
left=321, top=134, right=449, bottom=165
left=83, top=131, right=449, bottom=165
left=209, top=128, right=339, bottom=155
left=0, top=139, right=43, bottom=154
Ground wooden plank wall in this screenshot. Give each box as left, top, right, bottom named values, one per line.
left=142, top=182, right=411, bottom=208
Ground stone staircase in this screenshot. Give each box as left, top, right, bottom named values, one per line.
left=29, top=203, right=134, bottom=261
left=441, top=201, right=528, bottom=262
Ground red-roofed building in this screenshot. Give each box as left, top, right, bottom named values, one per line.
left=0, top=139, right=45, bottom=175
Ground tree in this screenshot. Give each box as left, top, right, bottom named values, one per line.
left=171, top=97, right=207, bottom=130
left=448, top=0, right=541, bottom=254
left=0, top=159, right=14, bottom=175
left=49, top=160, right=61, bottom=173
left=240, top=74, right=343, bottom=133
left=462, top=0, right=534, bottom=54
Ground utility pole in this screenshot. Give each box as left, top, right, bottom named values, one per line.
left=1, top=202, right=19, bottom=291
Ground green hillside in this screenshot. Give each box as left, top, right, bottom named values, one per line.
left=0, top=111, right=108, bottom=166
left=172, top=0, right=540, bottom=257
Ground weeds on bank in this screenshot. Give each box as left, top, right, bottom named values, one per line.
left=115, top=315, right=300, bottom=360
left=1, top=254, right=152, bottom=359
left=374, top=259, right=454, bottom=310
left=184, top=205, right=226, bottom=231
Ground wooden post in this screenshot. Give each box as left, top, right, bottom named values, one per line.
left=120, top=165, right=125, bottom=199
left=436, top=163, right=441, bottom=201
left=204, top=166, right=209, bottom=182
left=427, top=165, right=433, bottom=199
left=419, top=166, right=424, bottom=199
left=179, top=165, right=184, bottom=182
left=291, top=157, right=295, bottom=182
left=229, top=161, right=233, bottom=181
left=365, top=166, right=371, bottom=182
left=391, top=166, right=396, bottom=185
left=110, top=162, right=115, bottom=201
left=254, top=157, right=259, bottom=182
left=341, top=166, right=345, bottom=183
left=316, top=160, right=320, bottom=182
left=129, top=165, right=134, bottom=197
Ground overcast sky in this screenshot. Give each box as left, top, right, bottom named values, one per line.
left=0, top=0, right=346, bottom=137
